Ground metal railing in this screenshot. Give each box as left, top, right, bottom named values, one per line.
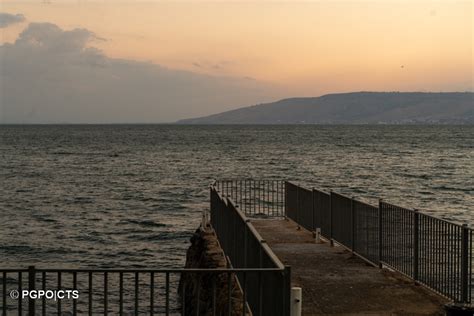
left=283, top=180, right=473, bottom=304
left=215, top=180, right=285, bottom=217
left=0, top=182, right=291, bottom=316
left=210, top=185, right=291, bottom=316
left=0, top=266, right=289, bottom=315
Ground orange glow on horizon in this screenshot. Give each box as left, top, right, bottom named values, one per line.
left=1, top=1, right=472, bottom=95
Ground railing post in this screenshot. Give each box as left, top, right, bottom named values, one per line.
left=296, top=187, right=300, bottom=229
left=461, top=224, right=469, bottom=303
left=349, top=197, right=354, bottom=253
left=283, top=266, right=292, bottom=316
left=284, top=181, right=288, bottom=219
left=329, top=191, right=334, bottom=247
left=244, top=219, right=250, bottom=268
left=233, top=204, right=237, bottom=260
left=413, top=209, right=419, bottom=282
left=378, top=199, right=383, bottom=268
left=311, top=188, right=315, bottom=233
left=28, top=265, right=35, bottom=316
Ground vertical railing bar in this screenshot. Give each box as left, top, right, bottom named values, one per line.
left=442, top=222, right=448, bottom=293
left=419, top=215, right=423, bottom=284
left=378, top=200, right=383, bottom=267
left=451, top=226, right=459, bottom=301
left=241, top=272, right=247, bottom=316
left=442, top=219, right=446, bottom=294
left=135, top=272, right=139, bottom=316
left=196, top=274, right=201, bottom=316
left=240, top=180, right=242, bottom=215
left=434, top=219, right=438, bottom=290
left=181, top=274, right=186, bottom=316
left=250, top=180, right=252, bottom=215
left=272, top=180, right=275, bottom=217
left=212, top=275, right=217, bottom=316
left=258, top=180, right=260, bottom=215
left=119, top=272, right=123, bottom=316
left=18, top=272, right=22, bottom=316
left=258, top=271, right=263, bottom=316
left=42, top=271, right=46, bottom=316
left=264, top=180, right=267, bottom=215
left=449, top=223, right=454, bottom=299
left=276, top=180, right=279, bottom=216
left=150, top=272, right=154, bottom=316
left=227, top=272, right=232, bottom=316
left=461, top=224, right=469, bottom=303
left=2, top=272, right=7, bottom=316
left=57, top=272, right=61, bottom=316
left=431, top=217, right=434, bottom=289
left=459, top=225, right=462, bottom=301
left=446, top=222, right=450, bottom=297
left=402, top=209, right=405, bottom=274
left=435, top=218, right=439, bottom=291
left=263, top=180, right=265, bottom=215
left=434, top=218, right=437, bottom=290
left=402, top=208, right=406, bottom=273
left=28, top=266, right=35, bottom=316
left=414, top=210, right=419, bottom=281
left=427, top=216, right=430, bottom=288
left=438, top=221, right=442, bottom=293
left=470, top=230, right=473, bottom=303
left=265, top=180, right=273, bottom=216
left=73, top=272, right=77, bottom=316
left=165, top=272, right=170, bottom=316
left=88, top=272, right=92, bottom=316
left=104, top=272, right=108, bottom=316
left=329, top=191, right=334, bottom=247
left=351, top=197, right=355, bottom=252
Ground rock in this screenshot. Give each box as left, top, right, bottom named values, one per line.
left=179, top=227, right=246, bottom=315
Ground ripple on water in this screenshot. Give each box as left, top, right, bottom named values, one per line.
left=0, top=125, right=473, bottom=268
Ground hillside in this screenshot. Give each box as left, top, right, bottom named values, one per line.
left=177, top=92, right=474, bottom=124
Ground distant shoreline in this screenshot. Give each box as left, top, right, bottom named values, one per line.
left=1, top=123, right=473, bottom=126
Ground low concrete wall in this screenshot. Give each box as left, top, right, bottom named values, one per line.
left=179, top=227, right=244, bottom=315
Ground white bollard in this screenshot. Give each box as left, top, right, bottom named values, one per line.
left=314, top=228, right=321, bottom=243
left=291, top=287, right=302, bottom=316
left=201, top=210, right=210, bottom=230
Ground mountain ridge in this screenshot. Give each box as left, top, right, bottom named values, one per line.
left=177, top=92, right=474, bottom=124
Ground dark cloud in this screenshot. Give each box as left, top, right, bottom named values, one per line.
left=0, top=13, right=26, bottom=28
left=0, top=22, right=279, bottom=123
left=15, top=22, right=104, bottom=52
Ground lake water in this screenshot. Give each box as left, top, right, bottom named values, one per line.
left=0, top=125, right=473, bottom=268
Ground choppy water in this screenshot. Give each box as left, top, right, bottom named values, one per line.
left=0, top=125, right=473, bottom=268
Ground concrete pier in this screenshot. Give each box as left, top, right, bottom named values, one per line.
left=251, top=218, right=448, bottom=315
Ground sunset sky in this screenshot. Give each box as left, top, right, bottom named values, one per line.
left=0, top=0, right=472, bottom=122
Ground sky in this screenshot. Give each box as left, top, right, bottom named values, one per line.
left=0, top=0, right=472, bottom=123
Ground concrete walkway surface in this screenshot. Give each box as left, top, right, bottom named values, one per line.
left=251, top=219, right=448, bottom=316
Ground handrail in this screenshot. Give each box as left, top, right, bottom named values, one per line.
left=209, top=184, right=291, bottom=315
left=283, top=180, right=473, bottom=304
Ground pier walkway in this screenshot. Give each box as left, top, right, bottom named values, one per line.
left=252, top=218, right=447, bottom=315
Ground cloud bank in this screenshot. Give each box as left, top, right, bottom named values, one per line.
left=0, top=13, right=25, bottom=28
left=0, top=22, right=279, bottom=123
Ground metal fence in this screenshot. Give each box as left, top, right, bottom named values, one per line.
left=215, top=180, right=285, bottom=217
left=210, top=185, right=291, bottom=316
left=0, top=266, right=291, bottom=316
left=0, top=184, right=291, bottom=316
left=283, top=181, right=473, bottom=304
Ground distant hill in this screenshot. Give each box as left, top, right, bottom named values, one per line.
left=177, top=92, right=474, bottom=124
